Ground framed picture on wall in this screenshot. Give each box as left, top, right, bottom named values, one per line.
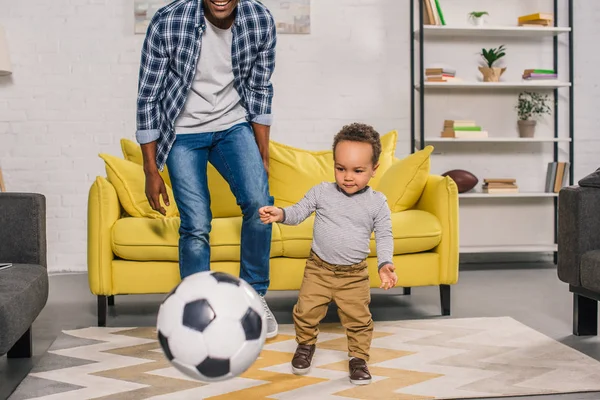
left=261, top=0, right=311, bottom=34
left=134, top=0, right=170, bottom=34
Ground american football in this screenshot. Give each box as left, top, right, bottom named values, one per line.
left=442, top=169, right=478, bottom=193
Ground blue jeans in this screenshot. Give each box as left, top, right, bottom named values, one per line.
left=165, top=122, right=273, bottom=296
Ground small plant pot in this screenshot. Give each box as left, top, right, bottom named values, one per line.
left=518, top=120, right=536, bottom=138
left=479, top=67, right=506, bottom=82
left=470, top=17, right=485, bottom=26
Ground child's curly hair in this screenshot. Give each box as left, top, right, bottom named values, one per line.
left=332, top=123, right=382, bottom=165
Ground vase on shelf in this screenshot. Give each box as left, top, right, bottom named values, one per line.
left=517, top=120, right=536, bottom=138
left=479, top=66, right=506, bottom=82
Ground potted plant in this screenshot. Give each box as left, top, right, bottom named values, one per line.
left=479, top=44, right=506, bottom=82
left=514, top=91, right=552, bottom=137
left=468, top=11, right=489, bottom=26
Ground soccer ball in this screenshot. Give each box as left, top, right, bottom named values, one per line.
left=156, top=271, right=267, bottom=382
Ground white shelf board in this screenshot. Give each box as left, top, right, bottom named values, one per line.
left=415, top=25, right=571, bottom=38
left=421, top=137, right=571, bottom=143
left=415, top=81, right=571, bottom=90
left=460, top=244, right=557, bottom=253
left=459, top=192, right=558, bottom=199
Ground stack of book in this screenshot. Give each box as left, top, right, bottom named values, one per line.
left=441, top=120, right=488, bottom=138
left=482, top=179, right=519, bottom=193
left=545, top=161, right=569, bottom=193
left=517, top=12, right=553, bottom=27
left=522, top=69, right=557, bottom=80
left=425, top=67, right=458, bottom=82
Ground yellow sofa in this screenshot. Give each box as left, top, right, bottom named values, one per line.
left=87, top=130, right=459, bottom=326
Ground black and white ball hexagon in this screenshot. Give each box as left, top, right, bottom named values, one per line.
left=156, top=271, right=267, bottom=382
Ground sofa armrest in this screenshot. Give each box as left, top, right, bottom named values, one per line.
left=414, top=175, right=459, bottom=284
left=558, top=185, right=600, bottom=287
left=87, top=176, right=120, bottom=295
left=0, top=193, right=47, bottom=268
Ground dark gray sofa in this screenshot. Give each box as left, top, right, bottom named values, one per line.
left=0, top=193, right=49, bottom=358
left=558, top=168, right=600, bottom=336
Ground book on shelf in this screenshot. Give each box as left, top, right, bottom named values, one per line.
left=517, top=12, right=553, bottom=27
left=441, top=120, right=488, bottom=138
left=422, top=0, right=445, bottom=26
left=523, top=69, right=557, bottom=80
left=545, top=161, right=569, bottom=193
left=425, top=67, right=460, bottom=82
left=482, top=179, right=519, bottom=193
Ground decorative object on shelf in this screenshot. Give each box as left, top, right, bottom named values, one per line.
left=482, top=178, right=519, bottom=193
left=522, top=68, right=557, bottom=80
left=0, top=168, right=5, bottom=192
left=425, top=66, right=458, bottom=82
left=442, top=169, right=478, bottom=193
left=423, top=0, right=446, bottom=26
left=479, top=44, right=506, bottom=82
left=515, top=91, right=552, bottom=137
left=545, top=161, right=569, bottom=192
left=517, top=12, right=553, bottom=27
left=468, top=11, right=489, bottom=26
left=441, top=120, right=488, bottom=138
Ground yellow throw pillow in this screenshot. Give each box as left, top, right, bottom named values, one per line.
left=269, top=141, right=334, bottom=208
left=119, top=138, right=241, bottom=218
left=377, top=145, right=433, bottom=212
left=120, top=138, right=172, bottom=187
left=370, top=130, right=397, bottom=189
left=99, top=153, right=179, bottom=218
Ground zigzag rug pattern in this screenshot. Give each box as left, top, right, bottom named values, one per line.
left=9, top=317, right=600, bottom=400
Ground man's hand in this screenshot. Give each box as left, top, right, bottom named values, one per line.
left=145, top=170, right=169, bottom=216
left=259, top=206, right=283, bottom=224
left=378, top=264, right=398, bottom=290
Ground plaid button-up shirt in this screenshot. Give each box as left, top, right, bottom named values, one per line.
left=135, top=0, right=277, bottom=170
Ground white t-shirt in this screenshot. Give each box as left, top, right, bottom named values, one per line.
left=174, top=19, right=247, bottom=134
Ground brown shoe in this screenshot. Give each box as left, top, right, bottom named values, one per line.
left=349, top=357, right=371, bottom=385
left=291, top=344, right=316, bottom=375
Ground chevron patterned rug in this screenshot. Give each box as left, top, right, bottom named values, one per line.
left=9, top=317, right=600, bottom=400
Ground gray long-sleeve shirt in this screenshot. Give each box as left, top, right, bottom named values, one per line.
left=281, top=182, right=394, bottom=270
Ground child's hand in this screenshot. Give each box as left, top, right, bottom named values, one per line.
left=258, top=206, right=283, bottom=224
left=379, top=264, right=397, bottom=290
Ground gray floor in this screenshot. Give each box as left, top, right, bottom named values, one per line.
left=2, top=263, right=600, bottom=400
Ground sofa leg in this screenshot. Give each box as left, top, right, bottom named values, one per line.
left=98, top=295, right=107, bottom=327
left=108, top=295, right=115, bottom=306
left=440, top=285, right=450, bottom=316
left=403, top=287, right=411, bottom=295
left=7, top=327, right=32, bottom=358
left=573, top=293, right=598, bottom=336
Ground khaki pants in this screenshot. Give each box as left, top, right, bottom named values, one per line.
left=293, top=251, right=373, bottom=361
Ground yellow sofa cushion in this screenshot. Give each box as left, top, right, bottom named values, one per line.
left=269, top=130, right=397, bottom=208
left=120, top=138, right=241, bottom=218
left=277, top=209, right=441, bottom=258
left=377, top=145, right=433, bottom=212
left=111, top=216, right=283, bottom=262
left=99, top=153, right=179, bottom=218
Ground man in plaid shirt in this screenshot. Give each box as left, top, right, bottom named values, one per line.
left=136, top=0, right=279, bottom=337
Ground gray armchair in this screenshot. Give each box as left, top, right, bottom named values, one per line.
left=558, top=169, right=600, bottom=336
left=0, top=193, right=49, bottom=358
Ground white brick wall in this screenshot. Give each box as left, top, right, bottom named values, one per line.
left=0, top=0, right=598, bottom=272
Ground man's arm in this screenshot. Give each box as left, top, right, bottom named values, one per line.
left=136, top=12, right=169, bottom=150
left=374, top=199, right=394, bottom=271
left=251, top=122, right=270, bottom=173
left=247, top=11, right=277, bottom=170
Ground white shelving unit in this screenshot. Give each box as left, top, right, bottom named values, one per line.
left=415, top=81, right=571, bottom=90
left=415, top=25, right=571, bottom=38
left=410, top=1, right=574, bottom=258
